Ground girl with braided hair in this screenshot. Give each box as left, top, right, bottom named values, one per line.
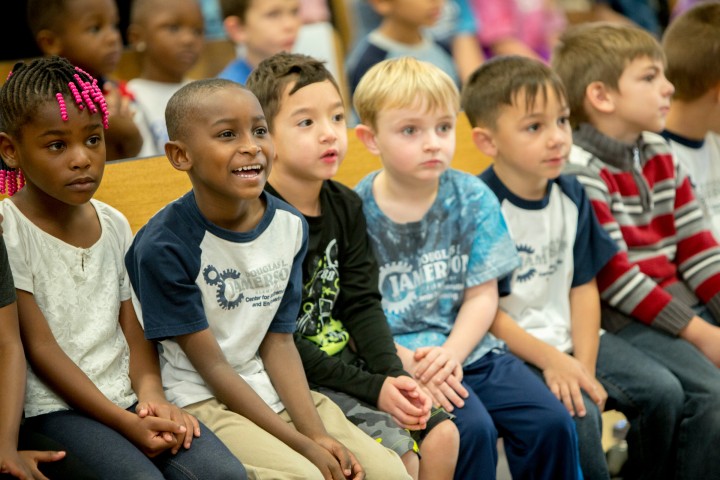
left=0, top=56, right=247, bottom=480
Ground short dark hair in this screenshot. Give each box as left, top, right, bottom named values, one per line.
left=27, top=0, right=67, bottom=37
left=552, top=22, right=664, bottom=127
left=663, top=2, right=720, bottom=101
left=165, top=78, right=245, bottom=141
left=461, top=55, right=567, bottom=129
left=219, top=0, right=253, bottom=21
left=245, top=52, right=341, bottom=132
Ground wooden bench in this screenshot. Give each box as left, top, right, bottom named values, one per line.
left=95, top=112, right=490, bottom=232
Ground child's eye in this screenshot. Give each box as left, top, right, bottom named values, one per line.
left=437, top=123, right=453, bottom=134
left=218, top=130, right=235, bottom=139
left=48, top=141, right=66, bottom=152
left=266, top=8, right=282, bottom=18
left=298, top=119, right=313, bottom=127
left=643, top=74, right=657, bottom=82
left=87, top=135, right=103, bottom=147
left=558, top=116, right=570, bottom=126
left=332, top=113, right=345, bottom=124
left=402, top=126, right=417, bottom=135
left=526, top=123, right=541, bottom=132
left=167, top=24, right=181, bottom=33
left=254, top=126, right=268, bottom=137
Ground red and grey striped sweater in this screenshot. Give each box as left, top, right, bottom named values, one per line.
left=566, top=123, right=720, bottom=335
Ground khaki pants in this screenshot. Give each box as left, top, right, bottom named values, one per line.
left=185, top=391, right=411, bottom=480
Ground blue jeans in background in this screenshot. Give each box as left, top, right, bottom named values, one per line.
left=615, top=320, right=720, bottom=480
left=526, top=332, right=682, bottom=480
left=23, top=404, right=247, bottom=480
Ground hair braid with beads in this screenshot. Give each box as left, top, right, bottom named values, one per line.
left=0, top=56, right=109, bottom=196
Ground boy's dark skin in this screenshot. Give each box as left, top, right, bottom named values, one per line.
left=162, top=81, right=364, bottom=480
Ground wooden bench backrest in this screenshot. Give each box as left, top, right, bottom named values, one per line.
left=92, top=113, right=492, bottom=233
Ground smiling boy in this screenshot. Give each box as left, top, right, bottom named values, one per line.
left=125, top=79, right=407, bottom=479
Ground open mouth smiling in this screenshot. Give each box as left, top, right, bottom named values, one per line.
left=232, top=164, right=263, bottom=178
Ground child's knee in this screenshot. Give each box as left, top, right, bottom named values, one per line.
left=421, top=419, right=459, bottom=457
left=355, top=443, right=412, bottom=480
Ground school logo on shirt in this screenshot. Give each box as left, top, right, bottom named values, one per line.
left=203, top=265, right=244, bottom=309
left=203, top=260, right=291, bottom=310
left=379, top=246, right=468, bottom=314
left=514, top=240, right=566, bottom=283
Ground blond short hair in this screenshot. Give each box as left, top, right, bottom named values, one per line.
left=663, top=2, right=720, bottom=102
left=353, top=57, right=460, bottom=129
left=551, top=22, right=665, bottom=127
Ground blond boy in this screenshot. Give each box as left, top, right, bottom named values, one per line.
left=353, top=56, right=581, bottom=480
left=553, top=22, right=720, bottom=478
left=662, top=3, right=720, bottom=236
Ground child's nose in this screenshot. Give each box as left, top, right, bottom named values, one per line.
left=240, top=143, right=261, bottom=156
left=423, top=133, right=441, bottom=152
left=319, top=121, right=338, bottom=143
left=70, top=153, right=92, bottom=169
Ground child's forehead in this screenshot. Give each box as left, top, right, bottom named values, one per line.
left=623, top=54, right=664, bottom=71
left=379, top=100, right=456, bottom=121
left=277, top=79, right=342, bottom=117
left=249, top=0, right=299, bottom=13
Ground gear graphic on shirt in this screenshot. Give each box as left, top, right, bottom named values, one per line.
left=378, top=260, right=416, bottom=314
left=203, top=265, right=244, bottom=310
left=515, top=244, right=536, bottom=283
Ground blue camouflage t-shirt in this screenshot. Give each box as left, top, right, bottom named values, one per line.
left=355, top=169, right=520, bottom=366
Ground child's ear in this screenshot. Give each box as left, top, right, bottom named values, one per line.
left=0, top=133, right=20, bottom=170
left=223, top=16, right=247, bottom=44
left=126, top=23, right=146, bottom=51
left=165, top=141, right=192, bottom=172
left=585, top=81, right=616, bottom=115
left=471, top=127, right=498, bottom=158
left=355, top=124, right=381, bottom=155
left=35, top=29, right=62, bottom=56
left=368, top=0, right=391, bottom=16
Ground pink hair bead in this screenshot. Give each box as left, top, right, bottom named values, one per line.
left=68, top=82, right=84, bottom=110
left=56, top=93, right=69, bottom=121
left=17, top=170, right=25, bottom=190
left=0, top=170, right=6, bottom=195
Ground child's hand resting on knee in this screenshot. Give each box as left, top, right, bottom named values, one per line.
left=377, top=376, right=432, bottom=430
left=136, top=399, right=201, bottom=454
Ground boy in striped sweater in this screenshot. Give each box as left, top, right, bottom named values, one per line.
left=552, top=22, right=720, bottom=479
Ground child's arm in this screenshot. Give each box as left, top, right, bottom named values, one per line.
left=569, top=164, right=720, bottom=365
left=569, top=279, right=608, bottom=410
left=569, top=280, right=602, bottom=378
left=102, top=81, right=143, bottom=160
left=261, top=332, right=364, bottom=479
left=119, top=299, right=200, bottom=454
left=408, top=280, right=498, bottom=411
left=0, top=302, right=30, bottom=478
left=16, top=291, right=186, bottom=457
left=175, top=329, right=364, bottom=480
left=0, top=301, right=66, bottom=480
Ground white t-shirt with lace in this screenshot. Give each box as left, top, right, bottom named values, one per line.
left=1, top=199, right=137, bottom=417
